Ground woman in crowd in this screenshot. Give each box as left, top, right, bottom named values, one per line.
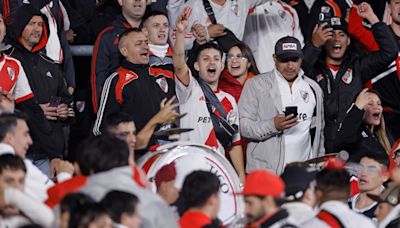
left=333, top=88, right=392, bottom=162
left=218, top=42, right=260, bottom=102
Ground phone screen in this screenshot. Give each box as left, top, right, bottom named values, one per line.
left=49, top=96, right=61, bottom=107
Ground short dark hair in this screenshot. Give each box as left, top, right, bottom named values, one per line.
left=60, top=193, right=94, bottom=214
left=119, top=27, right=143, bottom=43
left=140, top=10, right=168, bottom=29
left=76, top=135, right=129, bottom=175
left=196, top=42, right=223, bottom=61
left=69, top=202, right=110, bottom=228
left=0, top=113, right=27, bottom=141
left=0, top=154, right=26, bottom=174
left=101, top=190, right=139, bottom=223
left=180, top=171, right=220, bottom=209
left=316, top=168, right=350, bottom=201
left=361, top=152, right=390, bottom=169
left=103, top=112, right=134, bottom=134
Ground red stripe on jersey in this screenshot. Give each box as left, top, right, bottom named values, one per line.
left=149, top=67, right=174, bottom=79
left=350, top=176, right=360, bottom=197
left=326, top=0, right=342, bottom=18
left=205, top=128, right=219, bottom=149
left=317, top=210, right=343, bottom=228
left=15, top=93, right=33, bottom=103
left=91, top=26, right=115, bottom=113
left=132, top=165, right=147, bottom=188
left=115, top=67, right=139, bottom=104
left=214, top=97, right=233, bottom=118
left=277, top=1, right=296, bottom=31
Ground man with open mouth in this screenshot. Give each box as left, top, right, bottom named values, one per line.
left=301, top=2, right=397, bottom=154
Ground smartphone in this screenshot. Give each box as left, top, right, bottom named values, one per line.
left=318, top=6, right=332, bottom=28
left=49, top=96, right=61, bottom=107
left=284, top=106, right=298, bottom=118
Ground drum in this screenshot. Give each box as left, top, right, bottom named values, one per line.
left=137, top=142, right=244, bottom=225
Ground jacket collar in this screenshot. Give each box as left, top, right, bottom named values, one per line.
left=0, top=143, right=15, bottom=156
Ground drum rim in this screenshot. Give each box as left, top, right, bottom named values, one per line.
left=137, top=143, right=245, bottom=225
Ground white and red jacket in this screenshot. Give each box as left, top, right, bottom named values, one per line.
left=243, top=0, right=304, bottom=73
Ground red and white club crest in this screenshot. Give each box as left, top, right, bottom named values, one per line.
left=316, top=74, right=324, bottom=82
left=300, top=90, right=309, bottom=103
left=7, top=67, right=15, bottom=81
left=342, top=69, right=353, bottom=84
left=156, top=77, right=169, bottom=93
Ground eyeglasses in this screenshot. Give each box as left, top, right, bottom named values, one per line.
left=227, top=53, right=247, bottom=61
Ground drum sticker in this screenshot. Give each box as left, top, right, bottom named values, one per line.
left=342, top=69, right=353, bottom=84
left=156, top=77, right=169, bottom=93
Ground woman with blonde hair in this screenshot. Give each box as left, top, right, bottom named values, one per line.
left=333, top=88, right=392, bottom=162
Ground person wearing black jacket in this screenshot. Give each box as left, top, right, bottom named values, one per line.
left=301, top=3, right=397, bottom=153
left=4, top=5, right=72, bottom=177
left=333, top=89, right=391, bottom=162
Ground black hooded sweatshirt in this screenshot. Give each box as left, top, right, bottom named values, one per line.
left=5, top=5, right=72, bottom=160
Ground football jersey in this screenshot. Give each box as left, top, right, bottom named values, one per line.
left=275, top=70, right=316, bottom=165
left=175, top=71, right=241, bottom=154
left=0, top=54, right=33, bottom=103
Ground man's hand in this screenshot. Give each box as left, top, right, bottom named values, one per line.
left=274, top=114, right=298, bottom=131
left=57, top=103, right=69, bottom=120
left=311, top=23, right=333, bottom=48
left=65, top=29, right=75, bottom=43
left=56, top=160, right=74, bottom=175
left=207, top=24, right=226, bottom=38
left=40, top=103, right=58, bottom=120
left=356, top=2, right=379, bottom=25
left=0, top=87, right=15, bottom=113
left=192, top=23, right=207, bottom=44
left=176, top=7, right=192, bottom=34
left=50, top=158, right=61, bottom=178
left=354, top=88, right=372, bottom=110
left=153, top=96, right=179, bottom=124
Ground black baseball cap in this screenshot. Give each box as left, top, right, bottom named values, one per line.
left=280, top=165, right=316, bottom=201
left=330, top=17, right=348, bottom=34
left=275, top=36, right=303, bottom=60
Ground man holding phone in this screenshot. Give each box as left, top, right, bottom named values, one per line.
left=239, top=36, right=325, bottom=174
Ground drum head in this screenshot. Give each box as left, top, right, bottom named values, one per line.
left=137, top=142, right=244, bottom=225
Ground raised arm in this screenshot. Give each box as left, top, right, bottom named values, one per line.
left=173, top=7, right=191, bottom=86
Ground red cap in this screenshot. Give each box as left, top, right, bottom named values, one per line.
left=238, top=169, right=284, bottom=197
left=154, top=162, right=177, bottom=187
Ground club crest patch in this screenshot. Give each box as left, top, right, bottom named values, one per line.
left=7, top=67, right=15, bottom=81
left=342, top=69, right=353, bottom=84
left=300, top=90, right=309, bottom=103
left=316, top=74, right=324, bottom=82
left=156, top=77, right=169, bottom=93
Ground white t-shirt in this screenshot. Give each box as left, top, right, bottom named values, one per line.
left=168, top=0, right=270, bottom=50
left=275, top=70, right=316, bottom=165
left=243, top=1, right=304, bottom=73
left=175, top=71, right=240, bottom=153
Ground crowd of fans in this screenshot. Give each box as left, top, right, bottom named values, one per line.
left=0, top=0, right=400, bottom=227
